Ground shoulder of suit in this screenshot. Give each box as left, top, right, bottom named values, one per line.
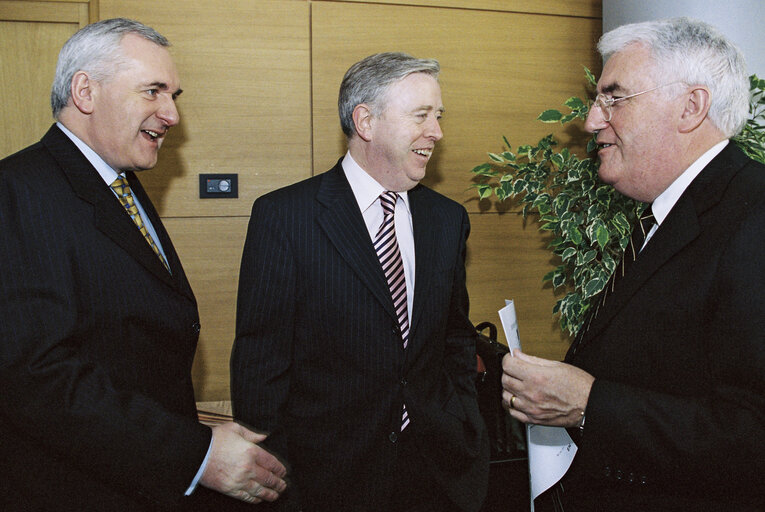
left=410, top=183, right=467, bottom=213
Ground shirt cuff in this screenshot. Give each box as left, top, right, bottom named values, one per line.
left=185, top=437, right=213, bottom=495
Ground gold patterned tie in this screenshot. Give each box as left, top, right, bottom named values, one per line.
left=110, top=176, right=170, bottom=272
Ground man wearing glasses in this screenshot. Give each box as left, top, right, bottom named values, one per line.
left=501, top=17, right=764, bottom=511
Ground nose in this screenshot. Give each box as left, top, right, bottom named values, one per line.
left=157, top=94, right=180, bottom=127
left=584, top=104, right=608, bottom=133
left=427, top=115, right=443, bottom=141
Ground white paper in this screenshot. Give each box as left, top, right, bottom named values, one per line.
left=498, top=300, right=577, bottom=511
left=526, top=424, right=577, bottom=503
left=498, top=299, right=521, bottom=355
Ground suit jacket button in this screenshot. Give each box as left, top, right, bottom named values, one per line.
left=615, top=470, right=623, bottom=481
left=603, top=466, right=611, bottom=478
left=400, top=378, right=407, bottom=387
left=192, top=322, right=201, bottom=333
left=389, top=432, right=398, bottom=443
left=628, top=473, right=636, bottom=483
left=640, top=476, right=647, bottom=485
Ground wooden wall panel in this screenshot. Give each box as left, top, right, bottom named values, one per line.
left=0, top=0, right=90, bottom=157
left=467, top=213, right=572, bottom=359
left=328, top=0, right=600, bottom=18
left=99, top=0, right=312, bottom=218
left=164, top=217, right=249, bottom=401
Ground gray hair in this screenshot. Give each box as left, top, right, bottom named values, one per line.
left=598, top=17, right=749, bottom=138
left=51, top=18, right=170, bottom=119
left=338, top=52, right=440, bottom=138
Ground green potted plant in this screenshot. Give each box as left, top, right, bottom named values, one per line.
left=471, top=71, right=765, bottom=336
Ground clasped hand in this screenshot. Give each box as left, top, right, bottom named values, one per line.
left=201, top=421, right=288, bottom=504
left=501, top=350, right=595, bottom=428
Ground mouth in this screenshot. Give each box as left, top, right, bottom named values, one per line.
left=412, top=148, right=433, bottom=158
left=597, top=141, right=615, bottom=150
left=141, top=129, right=166, bottom=142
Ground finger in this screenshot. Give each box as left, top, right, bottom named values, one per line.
left=255, top=466, right=288, bottom=494
left=237, top=490, right=263, bottom=505
left=252, top=485, right=280, bottom=503
left=251, top=445, right=288, bottom=478
left=501, top=369, right=524, bottom=394
left=235, top=423, right=269, bottom=444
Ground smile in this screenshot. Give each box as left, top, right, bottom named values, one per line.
left=413, top=148, right=432, bottom=157
left=141, top=129, right=164, bottom=141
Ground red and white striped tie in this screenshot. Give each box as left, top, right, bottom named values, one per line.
left=374, top=191, right=410, bottom=430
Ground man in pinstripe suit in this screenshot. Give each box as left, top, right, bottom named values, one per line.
left=232, top=53, right=489, bottom=512
left=0, top=18, right=285, bottom=510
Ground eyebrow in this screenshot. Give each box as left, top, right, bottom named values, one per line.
left=599, top=82, right=625, bottom=96
left=414, top=105, right=445, bottom=114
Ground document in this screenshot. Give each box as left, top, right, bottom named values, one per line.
left=499, top=300, right=577, bottom=512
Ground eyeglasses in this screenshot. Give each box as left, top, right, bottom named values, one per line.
left=590, top=82, right=680, bottom=122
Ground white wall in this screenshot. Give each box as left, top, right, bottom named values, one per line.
left=603, top=0, right=765, bottom=78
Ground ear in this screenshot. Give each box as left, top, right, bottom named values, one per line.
left=351, top=103, right=374, bottom=142
left=70, top=71, right=96, bottom=114
left=678, top=86, right=711, bottom=133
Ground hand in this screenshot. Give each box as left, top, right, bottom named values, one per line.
left=501, top=350, right=595, bottom=428
left=200, top=421, right=287, bottom=504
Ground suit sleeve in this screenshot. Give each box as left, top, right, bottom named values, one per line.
left=444, top=206, right=480, bottom=398
left=580, top=205, right=765, bottom=497
left=0, top=166, right=211, bottom=504
left=231, top=195, right=296, bottom=462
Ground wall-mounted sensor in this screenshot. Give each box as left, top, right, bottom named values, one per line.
left=199, top=174, right=238, bottom=198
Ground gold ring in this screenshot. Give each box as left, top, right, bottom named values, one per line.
left=510, top=395, right=516, bottom=409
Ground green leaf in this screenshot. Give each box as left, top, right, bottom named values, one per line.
left=568, top=226, right=583, bottom=245
left=488, top=152, right=504, bottom=162
left=577, top=249, right=597, bottom=266
left=564, top=97, right=586, bottom=109
left=595, top=222, right=610, bottom=251
left=584, top=66, right=597, bottom=87
left=561, top=247, right=577, bottom=262
left=583, top=277, right=606, bottom=299
left=538, top=109, right=563, bottom=123
left=477, top=185, right=493, bottom=200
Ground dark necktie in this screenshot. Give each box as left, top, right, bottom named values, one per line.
left=110, top=176, right=170, bottom=272
left=373, top=191, right=410, bottom=430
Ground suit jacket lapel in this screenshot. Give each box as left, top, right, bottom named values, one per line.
left=127, top=172, right=195, bottom=299
left=42, top=125, right=179, bottom=291
left=408, top=184, right=436, bottom=341
left=316, top=162, right=398, bottom=320
left=581, top=143, right=744, bottom=343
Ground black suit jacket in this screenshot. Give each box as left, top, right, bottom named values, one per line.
left=561, top=144, right=765, bottom=510
left=0, top=125, right=215, bottom=511
left=231, top=160, right=489, bottom=511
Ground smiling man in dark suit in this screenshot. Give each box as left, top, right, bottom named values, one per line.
left=231, top=52, right=489, bottom=511
left=0, top=18, right=286, bottom=511
left=501, top=17, right=764, bottom=511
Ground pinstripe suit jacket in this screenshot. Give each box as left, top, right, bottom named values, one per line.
left=560, top=144, right=765, bottom=510
left=231, top=160, right=489, bottom=511
left=0, top=125, right=214, bottom=511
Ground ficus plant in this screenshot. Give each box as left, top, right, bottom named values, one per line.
left=470, top=70, right=765, bottom=336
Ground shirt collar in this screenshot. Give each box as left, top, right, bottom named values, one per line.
left=651, top=139, right=728, bottom=224
left=341, top=151, right=411, bottom=215
left=57, top=121, right=121, bottom=185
